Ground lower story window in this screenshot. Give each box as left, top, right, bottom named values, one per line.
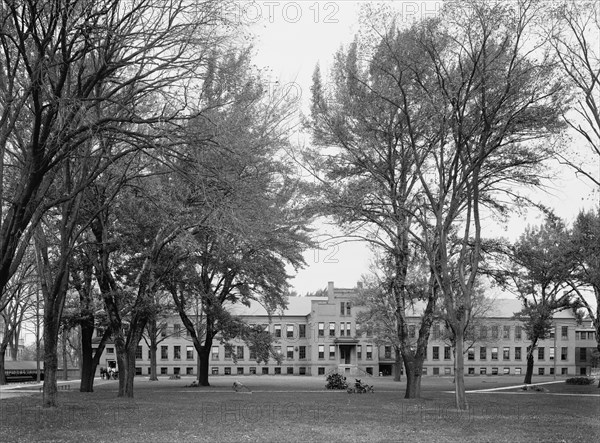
left=160, top=367, right=168, bottom=375
left=135, top=367, right=142, bottom=375
left=480, top=367, right=487, bottom=375
left=212, top=367, right=219, bottom=375
left=237, top=367, right=244, bottom=375
left=366, top=367, right=373, bottom=375
left=299, top=367, right=306, bottom=375
left=538, top=367, right=545, bottom=375
left=318, top=367, right=325, bottom=375
left=186, top=367, right=194, bottom=375
left=262, top=367, right=269, bottom=375
left=287, top=367, right=293, bottom=375
left=515, top=367, right=522, bottom=375
left=275, top=367, right=281, bottom=375
left=468, top=367, right=474, bottom=375
left=250, top=367, right=257, bottom=375
left=433, top=367, right=439, bottom=375
left=224, top=367, right=231, bottom=375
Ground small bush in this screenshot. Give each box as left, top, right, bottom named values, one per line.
left=566, top=377, right=595, bottom=385
left=520, top=385, right=548, bottom=392
left=325, top=373, right=348, bottom=390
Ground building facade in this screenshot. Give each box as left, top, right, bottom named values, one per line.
left=94, top=282, right=598, bottom=377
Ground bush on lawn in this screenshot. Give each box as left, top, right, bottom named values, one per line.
left=325, top=373, right=348, bottom=390
left=566, top=377, right=595, bottom=385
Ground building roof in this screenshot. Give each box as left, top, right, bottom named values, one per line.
left=228, top=296, right=327, bottom=318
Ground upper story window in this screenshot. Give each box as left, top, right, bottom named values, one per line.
left=329, top=322, right=336, bottom=337
left=340, top=301, right=352, bottom=316
left=173, top=324, right=181, bottom=338
left=274, top=324, right=281, bottom=338
left=318, top=322, right=324, bottom=337
left=286, top=325, right=294, bottom=338
left=299, top=324, right=306, bottom=338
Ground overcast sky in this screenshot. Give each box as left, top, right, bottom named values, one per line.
left=237, top=1, right=598, bottom=295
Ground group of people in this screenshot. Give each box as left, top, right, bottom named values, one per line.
left=100, top=367, right=118, bottom=380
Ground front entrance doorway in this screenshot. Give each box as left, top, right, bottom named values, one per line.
left=339, top=345, right=352, bottom=364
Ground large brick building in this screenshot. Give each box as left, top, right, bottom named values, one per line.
left=95, top=282, right=598, bottom=377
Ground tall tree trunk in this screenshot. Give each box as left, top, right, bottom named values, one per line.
left=42, top=316, right=60, bottom=408
left=62, top=331, right=68, bottom=380
left=149, top=343, right=158, bottom=381
left=524, top=340, right=537, bottom=384
left=0, top=344, right=7, bottom=385
left=403, top=356, right=423, bottom=398
left=393, top=348, right=402, bottom=382
left=199, top=344, right=211, bottom=386
left=453, top=332, right=467, bottom=410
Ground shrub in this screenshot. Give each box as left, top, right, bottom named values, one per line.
left=566, top=377, right=595, bottom=385
left=325, top=373, right=348, bottom=390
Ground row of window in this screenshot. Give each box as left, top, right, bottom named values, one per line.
left=122, top=344, right=591, bottom=364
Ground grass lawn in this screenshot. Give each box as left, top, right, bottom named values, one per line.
left=1, top=375, right=598, bottom=442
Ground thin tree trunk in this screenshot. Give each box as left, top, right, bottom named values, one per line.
left=0, top=345, right=7, bottom=385
left=524, top=341, right=537, bottom=385
left=393, top=348, right=402, bottom=382
left=453, top=333, right=467, bottom=410
left=149, top=343, right=158, bottom=381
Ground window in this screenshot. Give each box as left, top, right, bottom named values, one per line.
left=366, top=345, right=373, bottom=359
left=318, top=367, right=325, bottom=375
left=299, top=324, right=306, bottom=338
left=561, top=347, right=568, bottom=361
left=174, top=346, right=181, bottom=360
left=135, top=346, right=142, bottom=359
left=329, top=322, right=336, bottom=337
left=262, top=367, right=269, bottom=374
left=299, top=346, right=306, bottom=359
left=503, top=326, right=510, bottom=339
left=186, top=346, right=194, bottom=360
left=161, top=346, right=168, bottom=360
left=561, top=368, right=568, bottom=375
left=318, top=344, right=325, bottom=359
left=211, top=346, right=219, bottom=360
left=250, top=348, right=256, bottom=360
left=433, top=346, right=439, bottom=360
left=318, top=322, right=324, bottom=337
left=174, top=367, right=180, bottom=375
left=468, top=367, right=475, bottom=375
left=491, top=367, right=498, bottom=375
left=550, top=367, right=555, bottom=375
left=480, top=367, right=487, bottom=375
left=224, top=367, right=231, bottom=375
left=346, top=322, right=351, bottom=337
left=339, top=323, right=345, bottom=337
left=340, top=301, right=351, bottom=316
left=491, top=347, right=498, bottom=360
left=549, top=328, right=555, bottom=339
left=492, top=325, right=499, bottom=339
left=357, top=345, right=362, bottom=359
left=287, top=346, right=294, bottom=359
left=135, top=367, right=142, bottom=375
left=480, top=346, right=486, bottom=360
left=515, top=347, right=522, bottom=360
left=538, top=367, right=545, bottom=375
left=480, top=326, right=487, bottom=339
left=503, top=367, right=510, bottom=375
left=433, top=367, right=440, bottom=375
left=274, top=367, right=281, bottom=375
left=107, top=347, right=114, bottom=354
left=287, top=367, right=293, bottom=375
left=212, top=367, right=218, bottom=375
left=549, top=347, right=555, bottom=361
left=274, top=346, right=281, bottom=356
left=366, top=367, right=373, bottom=375
left=515, top=325, right=522, bottom=340
left=329, top=345, right=335, bottom=359
left=433, top=324, right=441, bottom=340
left=173, top=324, right=181, bottom=338
left=561, top=326, right=568, bottom=340
left=274, top=324, right=281, bottom=338
left=286, top=325, right=294, bottom=338
left=468, top=348, right=475, bottom=361
left=225, top=347, right=232, bottom=359
left=409, top=325, right=416, bottom=338
left=515, top=367, right=521, bottom=375
left=237, top=346, right=244, bottom=360
left=384, top=346, right=392, bottom=359
left=160, top=325, right=167, bottom=338
left=299, top=367, right=306, bottom=375
left=187, top=367, right=194, bottom=375
left=579, top=347, right=587, bottom=360
left=538, top=347, right=544, bottom=360
left=503, top=347, right=510, bottom=360
left=444, top=346, right=451, bottom=360
left=249, top=367, right=256, bottom=375
left=444, top=367, right=452, bottom=375
left=161, top=367, right=168, bottom=375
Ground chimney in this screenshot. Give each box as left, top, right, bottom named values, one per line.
left=327, top=281, right=334, bottom=302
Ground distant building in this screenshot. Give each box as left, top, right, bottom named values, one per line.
left=93, top=282, right=598, bottom=377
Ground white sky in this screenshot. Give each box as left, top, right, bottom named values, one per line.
left=237, top=1, right=599, bottom=295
